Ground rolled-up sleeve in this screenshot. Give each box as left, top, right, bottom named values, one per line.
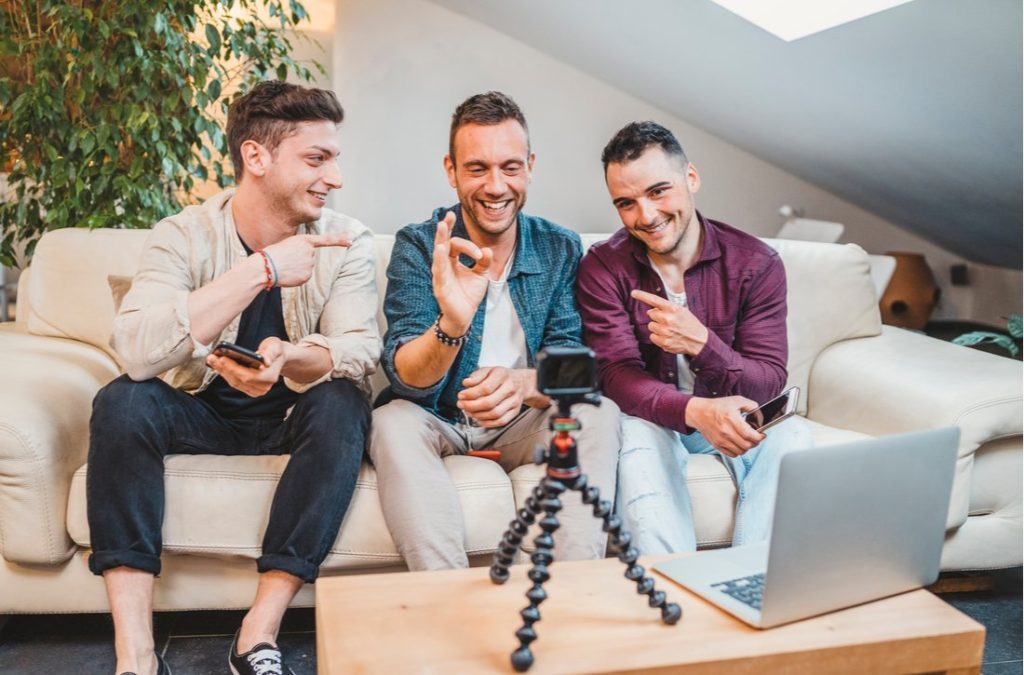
left=112, top=222, right=206, bottom=381
left=379, top=226, right=449, bottom=406
left=285, top=229, right=382, bottom=393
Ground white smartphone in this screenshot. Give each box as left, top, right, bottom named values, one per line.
left=742, top=386, right=800, bottom=433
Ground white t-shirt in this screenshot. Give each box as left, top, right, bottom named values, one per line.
left=477, top=255, right=528, bottom=370
left=649, top=260, right=696, bottom=394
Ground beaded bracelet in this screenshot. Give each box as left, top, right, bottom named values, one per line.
left=256, top=250, right=277, bottom=291
left=433, top=313, right=470, bottom=347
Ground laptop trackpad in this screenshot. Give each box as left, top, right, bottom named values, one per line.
left=654, top=544, right=769, bottom=589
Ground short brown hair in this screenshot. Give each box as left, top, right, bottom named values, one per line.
left=227, top=80, right=344, bottom=178
left=448, top=91, right=529, bottom=160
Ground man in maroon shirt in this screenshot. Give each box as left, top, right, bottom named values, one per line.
left=577, top=121, right=812, bottom=553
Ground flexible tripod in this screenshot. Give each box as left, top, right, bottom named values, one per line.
left=489, top=395, right=682, bottom=672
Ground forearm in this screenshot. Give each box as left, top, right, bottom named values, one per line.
left=690, top=331, right=786, bottom=402
left=187, top=255, right=266, bottom=345
left=393, top=321, right=464, bottom=388
left=604, top=363, right=692, bottom=434
left=281, top=343, right=333, bottom=384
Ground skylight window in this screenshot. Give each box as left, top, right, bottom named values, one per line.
left=709, top=0, right=915, bottom=42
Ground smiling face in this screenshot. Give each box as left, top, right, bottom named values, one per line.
left=239, top=119, right=343, bottom=226
left=605, top=146, right=701, bottom=258
left=444, top=119, right=534, bottom=243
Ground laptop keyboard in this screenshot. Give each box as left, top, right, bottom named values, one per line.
left=711, top=573, right=765, bottom=610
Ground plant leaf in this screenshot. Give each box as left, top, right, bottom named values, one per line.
left=205, top=24, right=221, bottom=54
left=952, top=332, right=1021, bottom=357
left=1007, top=314, right=1022, bottom=339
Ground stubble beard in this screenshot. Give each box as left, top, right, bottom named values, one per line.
left=463, top=194, right=523, bottom=240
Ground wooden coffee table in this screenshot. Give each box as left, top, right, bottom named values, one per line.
left=315, top=554, right=984, bottom=674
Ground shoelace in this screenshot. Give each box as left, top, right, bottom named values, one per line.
left=246, top=648, right=284, bottom=675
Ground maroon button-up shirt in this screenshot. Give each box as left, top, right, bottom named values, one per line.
left=576, top=212, right=788, bottom=435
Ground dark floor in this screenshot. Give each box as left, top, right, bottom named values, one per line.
left=0, top=609, right=316, bottom=675
left=0, top=569, right=1020, bottom=674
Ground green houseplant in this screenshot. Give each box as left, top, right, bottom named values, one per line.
left=0, top=0, right=323, bottom=267
left=953, top=314, right=1023, bottom=359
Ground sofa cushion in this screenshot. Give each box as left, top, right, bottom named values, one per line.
left=66, top=454, right=514, bottom=570
left=26, top=229, right=149, bottom=361
left=65, top=417, right=868, bottom=563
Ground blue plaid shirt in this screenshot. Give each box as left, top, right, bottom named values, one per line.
left=378, top=204, right=583, bottom=422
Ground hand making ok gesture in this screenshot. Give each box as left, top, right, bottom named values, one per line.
left=432, top=211, right=494, bottom=334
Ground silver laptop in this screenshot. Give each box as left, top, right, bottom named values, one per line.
left=653, top=427, right=959, bottom=628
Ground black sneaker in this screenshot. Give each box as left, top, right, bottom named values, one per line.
left=229, top=630, right=295, bottom=675
left=118, top=651, right=171, bottom=675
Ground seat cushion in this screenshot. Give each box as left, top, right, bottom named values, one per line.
left=66, top=454, right=514, bottom=570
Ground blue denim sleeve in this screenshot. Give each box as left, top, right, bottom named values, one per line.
left=540, top=232, right=584, bottom=350
left=380, top=224, right=449, bottom=405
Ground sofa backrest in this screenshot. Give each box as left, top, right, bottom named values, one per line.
left=23, top=228, right=881, bottom=409
left=762, top=239, right=882, bottom=410
left=24, top=228, right=149, bottom=362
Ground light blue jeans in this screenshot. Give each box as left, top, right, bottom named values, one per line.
left=616, top=413, right=814, bottom=554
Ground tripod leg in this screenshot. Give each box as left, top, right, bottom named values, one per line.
left=574, top=474, right=683, bottom=625
left=510, top=477, right=566, bottom=673
left=490, top=482, right=548, bottom=584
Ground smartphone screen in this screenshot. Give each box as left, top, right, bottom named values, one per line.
left=744, top=387, right=798, bottom=432
left=213, top=342, right=265, bottom=369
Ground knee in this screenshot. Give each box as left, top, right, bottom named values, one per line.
left=91, top=375, right=172, bottom=430
left=293, top=379, right=370, bottom=434
left=575, top=397, right=622, bottom=442
left=764, top=416, right=814, bottom=454
left=367, top=400, right=436, bottom=465
left=620, top=415, right=681, bottom=459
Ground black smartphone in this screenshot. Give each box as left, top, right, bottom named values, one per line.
left=742, top=386, right=800, bottom=433
left=213, top=341, right=265, bottom=369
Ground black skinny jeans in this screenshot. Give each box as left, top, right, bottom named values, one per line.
left=86, top=375, right=368, bottom=583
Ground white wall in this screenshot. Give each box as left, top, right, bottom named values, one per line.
left=328, top=0, right=1021, bottom=325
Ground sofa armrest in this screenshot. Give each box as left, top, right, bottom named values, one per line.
left=807, top=326, right=1023, bottom=529
left=0, top=327, right=119, bottom=565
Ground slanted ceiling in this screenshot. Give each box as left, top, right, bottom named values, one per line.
left=430, top=0, right=1023, bottom=268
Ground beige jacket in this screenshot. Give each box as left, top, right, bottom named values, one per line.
left=112, top=189, right=381, bottom=395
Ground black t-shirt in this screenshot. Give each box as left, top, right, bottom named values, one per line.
left=198, top=240, right=299, bottom=420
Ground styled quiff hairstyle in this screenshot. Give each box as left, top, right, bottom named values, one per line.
left=226, top=80, right=344, bottom=178
left=601, top=121, right=688, bottom=172
left=449, top=91, right=529, bottom=160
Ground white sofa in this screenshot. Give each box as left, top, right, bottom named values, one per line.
left=0, top=228, right=1020, bottom=613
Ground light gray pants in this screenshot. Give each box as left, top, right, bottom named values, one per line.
left=616, top=414, right=814, bottom=554
left=369, top=398, right=622, bottom=571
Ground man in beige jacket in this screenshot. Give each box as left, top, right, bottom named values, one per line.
left=86, top=81, right=379, bottom=675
